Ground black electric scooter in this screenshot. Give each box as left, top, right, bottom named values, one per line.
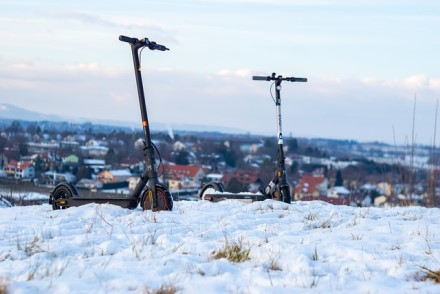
left=199, top=73, right=307, bottom=203
left=49, top=35, right=173, bottom=211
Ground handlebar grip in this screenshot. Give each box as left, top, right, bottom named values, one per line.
left=252, top=76, right=269, bottom=81
left=149, top=42, right=169, bottom=51
left=290, top=77, right=307, bottom=82
left=119, top=35, right=137, bottom=44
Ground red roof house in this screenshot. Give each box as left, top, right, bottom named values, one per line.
left=293, top=174, right=329, bottom=200
left=163, top=164, right=205, bottom=190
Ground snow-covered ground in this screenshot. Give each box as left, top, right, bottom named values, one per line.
left=0, top=190, right=48, bottom=204
left=1, top=200, right=439, bottom=293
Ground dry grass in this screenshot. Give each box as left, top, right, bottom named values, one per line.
left=420, top=266, right=440, bottom=283
left=212, top=239, right=250, bottom=263
left=0, top=277, right=7, bottom=294
left=145, top=284, right=178, bottom=294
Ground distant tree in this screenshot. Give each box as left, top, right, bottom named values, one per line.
left=216, top=142, right=238, bottom=168
left=33, top=156, right=45, bottom=173
left=369, top=189, right=380, bottom=202
left=287, top=138, right=298, bottom=152
left=302, top=164, right=327, bottom=175
left=26, top=123, right=39, bottom=135
left=76, top=166, right=92, bottom=180
left=304, top=146, right=320, bottom=157
left=264, top=137, right=276, bottom=149
left=335, top=170, right=344, bottom=186
left=7, top=120, right=23, bottom=134
left=289, top=161, right=299, bottom=175
left=15, top=136, right=28, bottom=157
left=175, top=150, right=190, bottom=165
left=0, top=137, right=7, bottom=152
left=105, top=148, right=117, bottom=166
left=226, top=177, right=247, bottom=193
left=222, top=150, right=236, bottom=168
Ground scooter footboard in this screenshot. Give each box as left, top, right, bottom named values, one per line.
left=202, top=192, right=268, bottom=203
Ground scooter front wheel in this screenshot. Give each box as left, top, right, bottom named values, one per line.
left=141, top=185, right=173, bottom=211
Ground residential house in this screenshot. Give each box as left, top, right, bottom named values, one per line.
left=377, top=182, right=393, bottom=196
left=327, top=186, right=351, bottom=198
left=15, top=161, right=35, bottom=179
left=128, top=176, right=141, bottom=191
left=293, top=174, right=329, bottom=200
left=173, top=141, right=186, bottom=151
left=26, top=142, right=59, bottom=153
left=83, top=159, right=107, bottom=174
left=121, top=157, right=144, bottom=174
left=43, top=171, right=76, bottom=185
left=63, top=154, right=80, bottom=164
left=163, top=164, right=205, bottom=190
left=204, top=173, right=224, bottom=183
left=98, top=169, right=132, bottom=183
left=39, top=152, right=59, bottom=166
left=80, top=140, right=109, bottom=157
left=76, top=178, right=103, bottom=190
left=4, top=160, right=35, bottom=179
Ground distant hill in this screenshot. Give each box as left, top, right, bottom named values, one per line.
left=0, top=103, right=247, bottom=135
left=0, top=103, right=68, bottom=122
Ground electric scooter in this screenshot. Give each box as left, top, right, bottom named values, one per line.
left=199, top=72, right=307, bottom=203
left=49, top=35, right=173, bottom=211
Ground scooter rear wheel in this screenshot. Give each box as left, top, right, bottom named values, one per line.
left=141, top=185, right=173, bottom=211
left=199, top=182, right=225, bottom=200
left=50, top=183, right=78, bottom=210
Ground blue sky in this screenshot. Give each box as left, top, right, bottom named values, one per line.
left=1, top=0, right=439, bottom=144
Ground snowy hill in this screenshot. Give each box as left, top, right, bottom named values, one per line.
left=1, top=200, right=439, bottom=293
left=0, top=103, right=66, bottom=122
left=0, top=103, right=246, bottom=134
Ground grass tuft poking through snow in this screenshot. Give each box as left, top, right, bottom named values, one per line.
left=420, top=266, right=440, bottom=283
left=144, top=284, right=178, bottom=294
left=212, top=238, right=250, bottom=263
left=0, top=278, right=7, bottom=294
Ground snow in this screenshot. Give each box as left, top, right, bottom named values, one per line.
left=1, top=200, right=440, bottom=293
left=0, top=191, right=48, bottom=202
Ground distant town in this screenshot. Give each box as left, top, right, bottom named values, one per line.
left=1, top=118, right=439, bottom=207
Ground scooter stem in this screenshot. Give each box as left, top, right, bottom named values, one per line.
left=119, top=35, right=169, bottom=206
left=253, top=72, right=307, bottom=203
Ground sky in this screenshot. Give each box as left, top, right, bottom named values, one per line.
left=1, top=197, right=440, bottom=292
left=1, top=0, right=440, bottom=145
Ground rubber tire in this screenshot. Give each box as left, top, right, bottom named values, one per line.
left=51, top=183, right=78, bottom=210
left=280, top=186, right=291, bottom=204
left=272, top=188, right=281, bottom=201
left=141, top=185, right=173, bottom=211
left=199, top=182, right=225, bottom=200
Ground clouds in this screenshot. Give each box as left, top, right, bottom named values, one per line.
left=45, top=10, right=177, bottom=44
left=1, top=1, right=439, bottom=144
left=1, top=58, right=438, bottom=144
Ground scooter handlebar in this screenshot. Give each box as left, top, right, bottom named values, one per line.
left=252, top=76, right=270, bottom=81
left=253, top=74, right=307, bottom=82
left=148, top=41, right=169, bottom=51
left=287, top=77, right=307, bottom=82
left=119, top=35, right=137, bottom=44
left=119, top=35, right=169, bottom=51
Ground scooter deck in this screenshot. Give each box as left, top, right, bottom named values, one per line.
left=202, top=192, right=269, bottom=203
left=53, top=195, right=139, bottom=209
